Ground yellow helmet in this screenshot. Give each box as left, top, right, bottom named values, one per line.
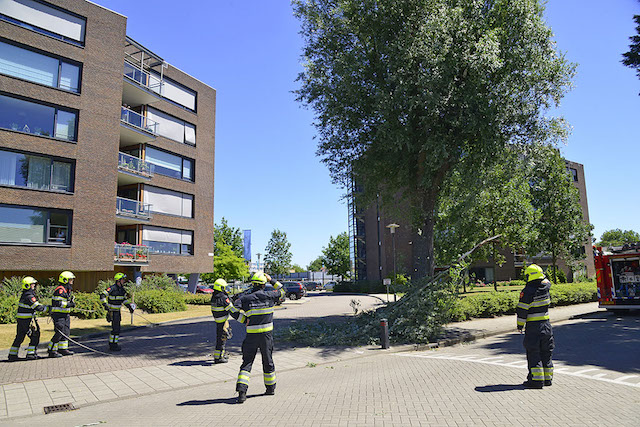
left=21, top=276, right=37, bottom=290
left=59, top=271, right=75, bottom=284
left=213, top=278, right=228, bottom=292
left=114, top=272, right=126, bottom=281
left=250, top=272, right=267, bottom=286
left=524, top=264, right=544, bottom=282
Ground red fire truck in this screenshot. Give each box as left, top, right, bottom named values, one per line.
left=594, top=244, right=640, bottom=311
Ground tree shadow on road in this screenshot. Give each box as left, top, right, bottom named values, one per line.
left=475, top=384, right=524, bottom=392
left=169, top=360, right=214, bottom=367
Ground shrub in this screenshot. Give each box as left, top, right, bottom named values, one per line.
left=546, top=266, right=567, bottom=283
left=139, top=274, right=181, bottom=291
left=506, top=280, right=526, bottom=287
left=135, top=289, right=186, bottom=314
left=0, top=296, right=18, bottom=324
left=184, top=293, right=211, bottom=305
left=0, top=276, right=22, bottom=297
left=550, top=283, right=597, bottom=306
left=72, top=292, right=107, bottom=319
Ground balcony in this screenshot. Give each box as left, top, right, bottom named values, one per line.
left=117, top=152, right=153, bottom=185
left=122, top=61, right=162, bottom=107
left=120, top=107, right=157, bottom=146
left=116, top=197, right=152, bottom=225
left=114, top=243, right=149, bottom=265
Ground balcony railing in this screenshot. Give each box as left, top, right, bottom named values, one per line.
left=116, top=197, right=151, bottom=220
left=120, top=106, right=158, bottom=134
left=123, top=61, right=162, bottom=92
left=114, top=243, right=149, bottom=263
left=118, top=152, right=153, bottom=177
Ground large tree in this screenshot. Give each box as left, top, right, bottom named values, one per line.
left=622, top=11, right=640, bottom=86
left=264, top=229, right=293, bottom=275
left=294, top=0, right=575, bottom=278
left=322, top=232, right=351, bottom=280
left=597, top=229, right=640, bottom=248
left=214, top=217, right=243, bottom=258
left=528, top=147, right=592, bottom=283
left=307, top=256, right=325, bottom=272
left=203, top=241, right=250, bottom=282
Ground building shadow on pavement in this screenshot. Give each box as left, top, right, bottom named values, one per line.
left=474, top=384, right=525, bottom=392
left=460, top=311, right=640, bottom=374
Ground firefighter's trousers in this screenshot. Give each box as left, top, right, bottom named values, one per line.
left=9, top=318, right=40, bottom=357
left=48, top=314, right=70, bottom=352
left=109, top=310, right=122, bottom=346
left=214, top=320, right=230, bottom=360
left=236, top=331, right=276, bottom=393
left=523, top=321, right=554, bottom=383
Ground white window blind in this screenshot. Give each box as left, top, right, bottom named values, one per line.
left=143, top=185, right=193, bottom=217
left=0, top=0, right=86, bottom=42
left=142, top=226, right=192, bottom=244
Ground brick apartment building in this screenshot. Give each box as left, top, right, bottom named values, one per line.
left=0, top=0, right=215, bottom=291
left=349, top=160, right=594, bottom=284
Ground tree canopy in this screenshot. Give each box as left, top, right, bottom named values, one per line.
left=322, top=232, right=351, bottom=279
left=264, top=229, right=293, bottom=275
left=597, top=229, right=640, bottom=248
left=203, top=241, right=250, bottom=282
left=294, top=0, right=575, bottom=278
left=214, top=218, right=243, bottom=258
left=622, top=12, right=640, bottom=86
left=307, top=256, right=325, bottom=272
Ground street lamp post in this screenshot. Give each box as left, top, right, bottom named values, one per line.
left=386, top=223, right=399, bottom=302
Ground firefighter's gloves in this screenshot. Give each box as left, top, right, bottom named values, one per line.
left=106, top=311, right=112, bottom=323
left=67, top=299, right=76, bottom=308
left=222, top=328, right=233, bottom=340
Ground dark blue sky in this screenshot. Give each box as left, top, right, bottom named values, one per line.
left=96, top=0, right=640, bottom=266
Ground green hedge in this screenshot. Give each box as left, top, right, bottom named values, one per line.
left=72, top=292, right=107, bottom=319
left=450, top=282, right=597, bottom=322
left=184, top=293, right=211, bottom=305
left=135, top=289, right=186, bottom=314
left=0, top=296, right=18, bottom=324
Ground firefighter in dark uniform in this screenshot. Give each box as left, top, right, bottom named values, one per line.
left=100, top=273, right=136, bottom=351
left=233, top=272, right=285, bottom=403
left=8, top=277, right=49, bottom=361
left=517, top=264, right=554, bottom=388
left=210, top=278, right=239, bottom=363
left=48, top=271, right=76, bottom=357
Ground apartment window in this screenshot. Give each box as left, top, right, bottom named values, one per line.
left=143, top=185, right=193, bottom=218
left=145, top=146, right=194, bottom=181
left=142, top=226, right=193, bottom=255
left=569, top=168, right=578, bottom=182
left=149, top=73, right=197, bottom=111
left=0, top=0, right=86, bottom=45
left=0, top=93, right=77, bottom=141
left=0, top=149, right=74, bottom=192
left=147, top=107, right=196, bottom=145
left=0, top=40, right=81, bottom=92
left=0, top=204, right=71, bottom=245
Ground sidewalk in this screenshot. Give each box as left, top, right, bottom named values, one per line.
left=0, top=301, right=600, bottom=420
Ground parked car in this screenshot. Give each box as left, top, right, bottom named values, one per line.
left=195, top=283, right=214, bottom=294
left=303, top=281, right=321, bottom=291
left=282, top=281, right=306, bottom=300
left=323, top=281, right=337, bottom=291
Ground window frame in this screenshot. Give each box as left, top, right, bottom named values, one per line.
left=0, top=147, right=75, bottom=193
left=144, top=145, right=195, bottom=182
left=0, top=203, right=72, bottom=246
left=147, top=106, right=197, bottom=146
left=0, top=0, right=87, bottom=47
left=0, top=37, right=83, bottom=93
left=0, top=91, right=79, bottom=142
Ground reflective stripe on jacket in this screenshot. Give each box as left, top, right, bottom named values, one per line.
left=234, top=281, right=284, bottom=333
left=516, top=278, right=551, bottom=329
left=51, top=285, right=72, bottom=314
left=210, top=290, right=239, bottom=323
left=100, top=285, right=131, bottom=311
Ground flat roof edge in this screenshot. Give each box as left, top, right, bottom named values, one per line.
left=84, top=0, right=127, bottom=18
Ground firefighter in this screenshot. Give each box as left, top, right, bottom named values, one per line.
left=517, top=264, right=554, bottom=389
left=233, top=272, right=285, bottom=404
left=8, top=277, right=49, bottom=361
left=100, top=273, right=136, bottom=351
left=48, top=271, right=76, bottom=357
left=210, top=278, right=239, bottom=363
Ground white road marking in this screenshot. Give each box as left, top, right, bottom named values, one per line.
left=397, top=353, right=640, bottom=388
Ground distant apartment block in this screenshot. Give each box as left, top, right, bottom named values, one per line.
left=0, top=0, right=215, bottom=291
left=349, top=160, right=594, bottom=283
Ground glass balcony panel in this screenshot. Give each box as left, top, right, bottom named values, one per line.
left=114, top=243, right=149, bottom=263
left=120, top=107, right=158, bottom=134
left=118, top=152, right=153, bottom=176
left=124, top=61, right=149, bottom=87
left=116, top=197, right=151, bottom=219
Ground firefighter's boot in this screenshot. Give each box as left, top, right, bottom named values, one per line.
left=236, top=391, right=247, bottom=404
left=544, top=380, right=552, bottom=386
left=7, top=354, right=18, bottom=362
left=265, top=385, right=275, bottom=396
left=48, top=350, right=62, bottom=358
left=523, top=380, right=543, bottom=389
left=58, top=349, right=74, bottom=356
left=109, top=343, right=121, bottom=352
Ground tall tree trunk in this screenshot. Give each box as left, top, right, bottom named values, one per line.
left=551, top=250, right=558, bottom=284
left=412, top=196, right=436, bottom=279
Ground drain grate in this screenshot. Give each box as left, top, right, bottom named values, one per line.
left=44, top=403, right=75, bottom=414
